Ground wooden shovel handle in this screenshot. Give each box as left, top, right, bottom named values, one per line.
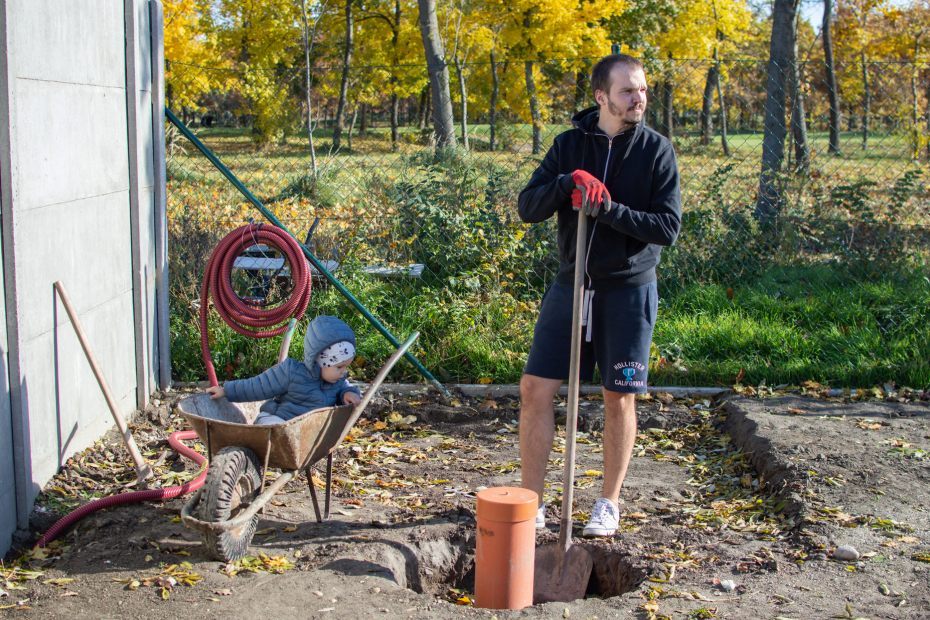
left=558, top=212, right=587, bottom=559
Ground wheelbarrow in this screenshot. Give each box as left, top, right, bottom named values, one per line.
left=177, top=332, right=419, bottom=561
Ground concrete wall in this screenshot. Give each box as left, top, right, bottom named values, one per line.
left=0, top=206, right=15, bottom=558
left=0, top=0, right=163, bottom=556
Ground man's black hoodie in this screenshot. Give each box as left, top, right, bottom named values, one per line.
left=517, top=106, right=681, bottom=291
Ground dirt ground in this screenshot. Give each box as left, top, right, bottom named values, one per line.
left=3, top=383, right=930, bottom=620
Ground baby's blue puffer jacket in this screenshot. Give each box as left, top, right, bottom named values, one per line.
left=223, top=315, right=362, bottom=421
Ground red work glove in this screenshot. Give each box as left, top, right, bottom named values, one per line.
left=571, top=170, right=612, bottom=217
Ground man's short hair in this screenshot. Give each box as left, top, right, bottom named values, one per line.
left=591, top=54, right=644, bottom=98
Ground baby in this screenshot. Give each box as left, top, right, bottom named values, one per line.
left=206, top=315, right=362, bottom=424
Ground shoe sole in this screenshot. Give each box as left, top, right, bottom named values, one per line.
left=582, top=527, right=616, bottom=537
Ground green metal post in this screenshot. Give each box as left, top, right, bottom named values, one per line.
left=165, top=107, right=448, bottom=395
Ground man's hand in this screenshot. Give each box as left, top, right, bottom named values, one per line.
left=206, top=385, right=226, bottom=400
left=571, top=170, right=612, bottom=216
left=343, top=392, right=361, bottom=406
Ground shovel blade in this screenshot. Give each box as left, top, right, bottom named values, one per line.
left=532, top=543, right=593, bottom=605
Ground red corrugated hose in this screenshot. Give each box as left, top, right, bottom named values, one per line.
left=35, top=223, right=311, bottom=548
left=201, top=222, right=312, bottom=387
left=35, top=431, right=206, bottom=548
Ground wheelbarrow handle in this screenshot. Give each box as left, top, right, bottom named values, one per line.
left=330, top=332, right=420, bottom=449
left=357, top=331, right=419, bottom=414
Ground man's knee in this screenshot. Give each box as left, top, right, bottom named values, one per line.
left=520, top=374, right=561, bottom=408
left=602, top=390, right=636, bottom=415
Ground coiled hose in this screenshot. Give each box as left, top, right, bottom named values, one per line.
left=201, top=223, right=312, bottom=387
left=35, top=224, right=312, bottom=547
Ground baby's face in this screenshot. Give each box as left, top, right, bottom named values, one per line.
left=320, top=358, right=353, bottom=383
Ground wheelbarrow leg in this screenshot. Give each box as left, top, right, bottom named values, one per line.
left=307, top=467, right=323, bottom=523
left=324, top=453, right=333, bottom=521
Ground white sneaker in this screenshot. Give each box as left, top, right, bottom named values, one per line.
left=583, top=498, right=619, bottom=537
left=536, top=503, right=546, bottom=529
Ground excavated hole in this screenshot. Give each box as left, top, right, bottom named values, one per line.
left=326, top=528, right=647, bottom=603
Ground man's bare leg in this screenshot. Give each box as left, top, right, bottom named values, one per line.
left=519, top=374, right=564, bottom=507
left=600, top=390, right=637, bottom=506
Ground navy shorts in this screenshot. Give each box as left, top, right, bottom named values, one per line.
left=524, top=281, right=658, bottom=393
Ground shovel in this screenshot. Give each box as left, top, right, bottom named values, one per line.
left=532, top=211, right=594, bottom=604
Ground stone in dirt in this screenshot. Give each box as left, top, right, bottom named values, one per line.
left=833, top=545, right=860, bottom=561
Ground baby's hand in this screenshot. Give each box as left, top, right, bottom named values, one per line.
left=343, top=392, right=361, bottom=406
left=206, top=385, right=226, bottom=400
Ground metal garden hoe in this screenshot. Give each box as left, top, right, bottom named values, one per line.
left=532, top=211, right=594, bottom=604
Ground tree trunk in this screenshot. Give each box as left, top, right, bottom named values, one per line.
left=861, top=54, right=870, bottom=150
left=822, top=0, right=841, bottom=154
left=701, top=62, right=718, bottom=146
left=574, top=70, right=587, bottom=113
left=390, top=0, right=401, bottom=151
left=925, top=74, right=930, bottom=159
left=661, top=78, right=674, bottom=141
left=790, top=39, right=810, bottom=172
left=359, top=103, right=367, bottom=136
left=525, top=61, right=542, bottom=154
left=333, top=0, right=354, bottom=150
left=300, top=0, right=317, bottom=177
left=755, top=0, right=798, bottom=224
left=454, top=56, right=469, bottom=150
left=489, top=50, right=499, bottom=151
left=347, top=106, right=358, bottom=150
left=416, top=0, right=456, bottom=149
left=714, top=48, right=730, bottom=157
left=912, top=39, right=921, bottom=160
left=419, top=87, right=431, bottom=129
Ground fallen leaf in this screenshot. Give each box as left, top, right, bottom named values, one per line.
left=213, top=589, right=232, bottom=596
left=282, top=526, right=298, bottom=532
left=43, top=578, right=75, bottom=587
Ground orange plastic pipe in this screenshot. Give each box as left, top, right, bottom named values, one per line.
left=474, top=487, right=538, bottom=609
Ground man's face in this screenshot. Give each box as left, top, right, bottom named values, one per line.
left=595, top=65, right=647, bottom=127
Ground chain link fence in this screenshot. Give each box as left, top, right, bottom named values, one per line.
left=166, top=57, right=930, bottom=388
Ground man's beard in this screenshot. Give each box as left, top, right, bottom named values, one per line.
left=607, top=99, right=643, bottom=126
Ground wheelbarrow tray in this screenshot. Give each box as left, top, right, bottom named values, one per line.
left=177, top=395, right=356, bottom=471
left=176, top=331, right=419, bottom=474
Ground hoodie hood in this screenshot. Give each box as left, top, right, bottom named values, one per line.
left=303, top=315, right=357, bottom=380
left=571, top=106, right=602, bottom=133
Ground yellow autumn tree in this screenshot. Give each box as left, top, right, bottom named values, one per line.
left=644, top=0, right=751, bottom=143
left=164, top=0, right=217, bottom=115
left=487, top=0, right=622, bottom=153
left=440, top=0, right=494, bottom=150
left=353, top=0, right=428, bottom=149
left=199, top=0, right=304, bottom=146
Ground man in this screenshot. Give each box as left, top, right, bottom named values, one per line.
left=517, top=54, right=681, bottom=537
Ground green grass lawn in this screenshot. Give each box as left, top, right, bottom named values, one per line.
left=168, top=122, right=930, bottom=389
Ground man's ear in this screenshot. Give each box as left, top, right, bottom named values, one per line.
left=594, top=90, right=606, bottom=106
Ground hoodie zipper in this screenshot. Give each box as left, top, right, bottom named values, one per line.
left=602, top=136, right=614, bottom=183
left=582, top=134, right=613, bottom=343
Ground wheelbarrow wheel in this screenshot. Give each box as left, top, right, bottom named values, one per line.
left=197, top=446, right=263, bottom=562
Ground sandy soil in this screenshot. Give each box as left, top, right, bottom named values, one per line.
left=3, top=385, right=929, bottom=620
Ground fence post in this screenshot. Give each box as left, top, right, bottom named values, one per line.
left=150, top=0, right=171, bottom=391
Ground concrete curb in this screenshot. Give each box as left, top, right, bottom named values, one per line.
left=170, top=380, right=728, bottom=399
